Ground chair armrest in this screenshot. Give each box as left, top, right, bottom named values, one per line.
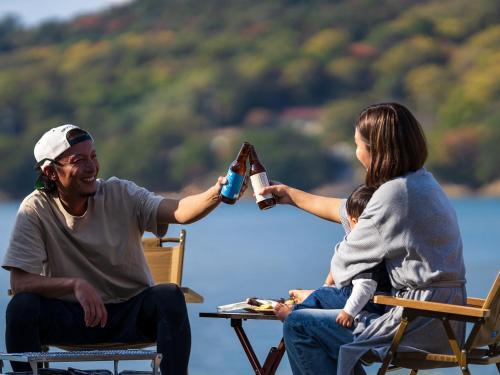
left=373, top=295, right=489, bottom=318
left=181, top=287, right=204, bottom=303
left=467, top=297, right=485, bottom=307
left=160, top=237, right=182, bottom=244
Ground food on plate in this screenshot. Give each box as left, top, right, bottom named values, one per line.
left=254, top=303, right=273, bottom=311
left=246, top=298, right=277, bottom=308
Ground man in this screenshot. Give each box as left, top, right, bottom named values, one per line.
left=3, top=124, right=238, bottom=375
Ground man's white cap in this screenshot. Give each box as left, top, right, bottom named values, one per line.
left=34, top=124, right=93, bottom=170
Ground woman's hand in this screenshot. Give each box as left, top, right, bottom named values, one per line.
left=336, top=310, right=354, bottom=328
left=260, top=181, right=293, bottom=205
left=261, top=180, right=344, bottom=223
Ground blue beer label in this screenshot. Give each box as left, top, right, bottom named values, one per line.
left=221, top=169, right=244, bottom=199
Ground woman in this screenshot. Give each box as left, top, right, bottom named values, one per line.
left=261, top=102, right=466, bottom=374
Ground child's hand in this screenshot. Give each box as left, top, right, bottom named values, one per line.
left=336, top=310, right=354, bottom=328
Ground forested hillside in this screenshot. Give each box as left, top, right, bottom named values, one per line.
left=1, top=0, right=499, bottom=198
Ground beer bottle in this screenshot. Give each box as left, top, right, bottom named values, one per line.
left=249, top=145, right=276, bottom=210
left=220, top=142, right=251, bottom=204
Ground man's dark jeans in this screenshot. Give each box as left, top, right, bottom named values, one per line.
left=5, top=284, right=190, bottom=375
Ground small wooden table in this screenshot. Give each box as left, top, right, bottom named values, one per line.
left=199, top=311, right=285, bottom=375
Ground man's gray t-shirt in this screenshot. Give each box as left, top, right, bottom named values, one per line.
left=2, top=177, right=166, bottom=303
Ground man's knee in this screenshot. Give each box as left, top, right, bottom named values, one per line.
left=6, top=292, right=42, bottom=325
left=149, top=284, right=187, bottom=315
left=151, top=283, right=184, bottom=301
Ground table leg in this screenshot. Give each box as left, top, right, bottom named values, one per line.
left=230, top=319, right=285, bottom=375
left=231, top=319, right=263, bottom=374
left=261, top=338, right=285, bottom=375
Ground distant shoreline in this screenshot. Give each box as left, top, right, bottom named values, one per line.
left=441, top=180, right=500, bottom=198
left=2, top=180, right=500, bottom=203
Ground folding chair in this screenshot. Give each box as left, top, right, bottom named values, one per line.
left=142, top=229, right=203, bottom=303
left=365, top=271, right=500, bottom=374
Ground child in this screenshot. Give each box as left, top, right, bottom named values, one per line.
left=275, top=184, right=391, bottom=327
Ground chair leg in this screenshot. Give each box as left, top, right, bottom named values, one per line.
left=29, top=361, right=38, bottom=375
left=442, top=318, right=472, bottom=375
left=488, top=344, right=500, bottom=374
left=377, top=317, right=410, bottom=375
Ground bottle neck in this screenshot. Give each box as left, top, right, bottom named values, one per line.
left=249, top=147, right=260, bottom=165
left=249, top=147, right=266, bottom=173
left=236, top=142, right=251, bottom=163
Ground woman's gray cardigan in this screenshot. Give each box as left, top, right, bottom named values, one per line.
left=332, top=168, right=466, bottom=374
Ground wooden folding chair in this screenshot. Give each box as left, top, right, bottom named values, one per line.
left=142, top=229, right=203, bottom=303
left=365, top=271, right=500, bottom=374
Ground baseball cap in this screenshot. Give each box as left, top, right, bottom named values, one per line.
left=34, top=124, right=94, bottom=191
left=34, top=124, right=93, bottom=170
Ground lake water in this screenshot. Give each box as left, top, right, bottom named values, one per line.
left=0, top=198, right=498, bottom=374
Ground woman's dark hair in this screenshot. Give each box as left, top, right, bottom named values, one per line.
left=355, top=102, right=427, bottom=188
left=34, top=128, right=91, bottom=194
left=346, top=184, right=377, bottom=220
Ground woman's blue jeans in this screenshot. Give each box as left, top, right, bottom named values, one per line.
left=284, top=287, right=367, bottom=375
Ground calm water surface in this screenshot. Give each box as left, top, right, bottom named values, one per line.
left=0, top=198, right=498, bottom=374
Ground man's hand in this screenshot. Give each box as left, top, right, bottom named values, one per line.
left=336, top=310, right=354, bottom=328
left=212, top=176, right=226, bottom=196
left=217, top=175, right=249, bottom=200
left=73, top=279, right=108, bottom=328
left=10, top=269, right=108, bottom=328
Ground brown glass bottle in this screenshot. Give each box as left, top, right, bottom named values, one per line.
left=220, top=142, right=251, bottom=204
left=249, top=145, right=276, bottom=210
